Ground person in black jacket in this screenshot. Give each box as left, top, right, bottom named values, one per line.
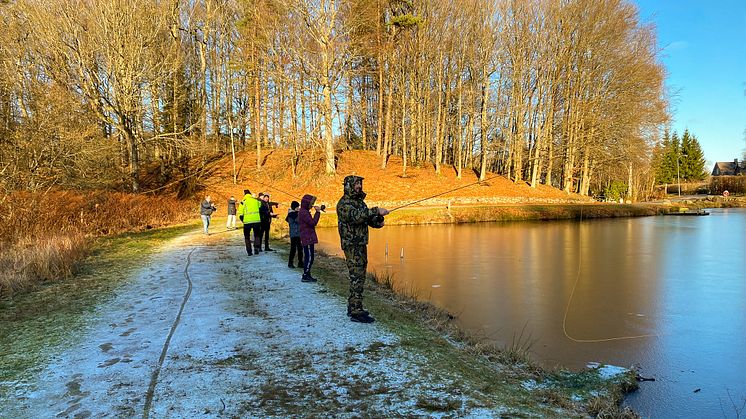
left=258, top=193, right=279, bottom=251
left=285, top=201, right=303, bottom=268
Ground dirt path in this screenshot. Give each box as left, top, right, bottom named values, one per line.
left=5, top=230, right=518, bottom=418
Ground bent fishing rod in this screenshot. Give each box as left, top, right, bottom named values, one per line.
left=244, top=173, right=503, bottom=214
left=388, top=174, right=504, bottom=212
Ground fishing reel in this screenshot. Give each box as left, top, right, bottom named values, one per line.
left=320, top=204, right=326, bottom=212
left=370, top=214, right=385, bottom=229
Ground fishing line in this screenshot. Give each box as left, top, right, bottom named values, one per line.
left=562, top=206, right=656, bottom=343
left=388, top=174, right=504, bottom=212
left=143, top=247, right=196, bottom=419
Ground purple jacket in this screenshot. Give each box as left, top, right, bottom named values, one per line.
left=299, top=194, right=321, bottom=246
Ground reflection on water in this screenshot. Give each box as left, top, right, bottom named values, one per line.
left=315, top=208, right=746, bottom=418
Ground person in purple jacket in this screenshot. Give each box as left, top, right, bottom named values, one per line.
left=298, top=194, right=322, bottom=283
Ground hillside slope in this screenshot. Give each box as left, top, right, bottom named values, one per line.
left=200, top=149, right=590, bottom=209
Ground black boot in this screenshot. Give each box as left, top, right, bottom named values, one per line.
left=301, top=273, right=316, bottom=283
left=347, top=307, right=369, bottom=317
left=288, top=263, right=295, bottom=268
left=350, top=312, right=375, bottom=323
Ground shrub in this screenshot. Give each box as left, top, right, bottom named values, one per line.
left=710, top=176, right=746, bottom=195
left=603, top=181, right=628, bottom=203
left=0, top=190, right=194, bottom=297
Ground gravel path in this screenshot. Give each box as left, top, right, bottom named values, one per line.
left=5, top=230, right=506, bottom=418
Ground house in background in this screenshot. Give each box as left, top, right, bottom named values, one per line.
left=711, top=159, right=742, bottom=176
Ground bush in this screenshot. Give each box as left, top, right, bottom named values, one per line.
left=603, top=181, right=628, bottom=202
left=710, top=176, right=746, bottom=195
left=662, top=182, right=709, bottom=195
left=0, top=190, right=194, bottom=297
left=0, top=234, right=88, bottom=297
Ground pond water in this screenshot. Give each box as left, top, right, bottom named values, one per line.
left=315, top=208, right=746, bottom=418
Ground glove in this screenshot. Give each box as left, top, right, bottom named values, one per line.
left=369, top=214, right=385, bottom=229
left=239, top=215, right=244, bottom=222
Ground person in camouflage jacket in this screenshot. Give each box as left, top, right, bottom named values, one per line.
left=336, top=175, right=389, bottom=323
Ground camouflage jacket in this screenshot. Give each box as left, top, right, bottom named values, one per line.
left=336, top=175, right=380, bottom=250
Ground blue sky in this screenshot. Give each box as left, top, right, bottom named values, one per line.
left=632, top=0, right=746, bottom=165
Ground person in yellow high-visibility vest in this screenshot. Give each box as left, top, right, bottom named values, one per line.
left=237, top=189, right=263, bottom=255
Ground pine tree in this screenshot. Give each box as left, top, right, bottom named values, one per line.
left=680, top=129, right=706, bottom=180
left=653, top=128, right=673, bottom=183
left=654, top=129, right=679, bottom=184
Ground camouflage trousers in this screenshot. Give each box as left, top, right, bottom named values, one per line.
left=343, top=245, right=368, bottom=314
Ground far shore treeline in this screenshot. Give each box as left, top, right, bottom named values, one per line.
left=1, top=0, right=672, bottom=201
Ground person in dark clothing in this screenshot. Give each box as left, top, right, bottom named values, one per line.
left=200, top=195, right=217, bottom=235
left=299, top=194, right=322, bottom=282
left=285, top=201, right=304, bottom=268
left=226, top=196, right=237, bottom=230
left=259, top=193, right=279, bottom=251
left=238, top=189, right=262, bottom=255
left=336, top=175, right=388, bottom=323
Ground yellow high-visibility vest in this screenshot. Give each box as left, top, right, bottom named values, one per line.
left=238, top=194, right=261, bottom=224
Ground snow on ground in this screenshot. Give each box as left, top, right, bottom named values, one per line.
left=586, top=362, right=629, bottom=380
left=5, top=230, right=506, bottom=417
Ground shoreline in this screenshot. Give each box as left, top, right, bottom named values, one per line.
left=306, top=239, right=641, bottom=416
left=314, top=199, right=745, bottom=228
left=2, top=225, right=640, bottom=417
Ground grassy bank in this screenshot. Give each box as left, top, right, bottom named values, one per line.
left=0, top=223, right=198, bottom=397
left=270, top=235, right=640, bottom=417
left=0, top=190, right=195, bottom=298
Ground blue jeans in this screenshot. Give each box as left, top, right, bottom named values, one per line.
left=201, top=215, right=211, bottom=234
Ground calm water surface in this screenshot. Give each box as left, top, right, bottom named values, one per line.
left=316, top=208, right=746, bottom=418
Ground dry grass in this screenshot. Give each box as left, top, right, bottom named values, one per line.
left=0, top=190, right=194, bottom=297
left=494, top=323, right=538, bottom=366
left=586, top=396, right=641, bottom=419
left=0, top=234, right=88, bottom=297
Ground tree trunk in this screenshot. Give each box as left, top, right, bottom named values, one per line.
left=479, top=73, right=489, bottom=181
left=322, top=77, right=336, bottom=174
left=401, top=74, right=408, bottom=177
left=434, top=53, right=444, bottom=174
left=381, top=76, right=393, bottom=169
left=456, top=61, right=463, bottom=179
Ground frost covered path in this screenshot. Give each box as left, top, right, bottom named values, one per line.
left=5, top=230, right=506, bottom=418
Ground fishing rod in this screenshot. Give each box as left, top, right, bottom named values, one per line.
left=246, top=172, right=502, bottom=215
left=388, top=174, right=504, bottom=212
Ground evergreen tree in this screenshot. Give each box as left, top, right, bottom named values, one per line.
left=669, top=131, right=682, bottom=184
left=680, top=129, right=706, bottom=180
left=654, top=129, right=679, bottom=184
